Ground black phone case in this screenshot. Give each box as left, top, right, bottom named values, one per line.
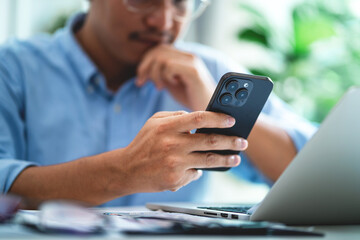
left=196, top=72, right=273, bottom=171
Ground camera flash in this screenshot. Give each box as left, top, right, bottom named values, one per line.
left=244, top=83, right=249, bottom=88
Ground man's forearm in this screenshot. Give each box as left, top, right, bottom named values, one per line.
left=246, top=115, right=297, bottom=182
left=9, top=149, right=129, bottom=206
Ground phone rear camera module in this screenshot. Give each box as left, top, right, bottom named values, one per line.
left=235, top=88, right=248, bottom=101
left=226, top=81, right=239, bottom=92
left=219, top=93, right=233, bottom=105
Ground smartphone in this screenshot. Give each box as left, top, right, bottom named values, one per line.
left=196, top=72, right=273, bottom=171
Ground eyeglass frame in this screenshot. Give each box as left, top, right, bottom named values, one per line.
left=122, top=0, right=211, bottom=22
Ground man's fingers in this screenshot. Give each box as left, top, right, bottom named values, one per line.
left=152, top=111, right=188, bottom=119
left=136, top=54, right=154, bottom=86
left=187, top=152, right=241, bottom=169
left=170, top=169, right=203, bottom=192
left=185, top=134, right=248, bottom=152
left=149, top=60, right=166, bottom=90
left=162, top=60, right=197, bottom=86
left=183, top=169, right=203, bottom=184
left=137, top=45, right=170, bottom=87
left=137, top=56, right=167, bottom=89
left=170, top=111, right=236, bottom=132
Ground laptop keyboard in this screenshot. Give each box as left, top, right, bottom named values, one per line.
left=198, top=206, right=252, bottom=214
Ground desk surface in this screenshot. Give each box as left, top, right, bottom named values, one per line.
left=1, top=207, right=359, bottom=240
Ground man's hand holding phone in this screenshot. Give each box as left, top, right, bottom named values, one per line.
left=196, top=72, right=273, bottom=171
left=119, top=111, right=248, bottom=193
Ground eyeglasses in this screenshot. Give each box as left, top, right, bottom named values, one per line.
left=123, top=0, right=211, bottom=22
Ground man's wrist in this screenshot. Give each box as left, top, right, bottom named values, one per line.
left=94, top=148, right=136, bottom=200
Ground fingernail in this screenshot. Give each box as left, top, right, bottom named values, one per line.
left=196, top=170, right=203, bottom=179
left=226, top=117, right=236, bottom=126
left=237, top=138, right=248, bottom=150
left=230, top=155, right=240, bottom=165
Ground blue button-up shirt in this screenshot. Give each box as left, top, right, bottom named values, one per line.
left=0, top=14, right=317, bottom=206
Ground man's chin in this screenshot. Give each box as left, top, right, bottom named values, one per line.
left=124, top=52, right=147, bottom=66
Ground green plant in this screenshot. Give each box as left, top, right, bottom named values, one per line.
left=45, top=14, right=70, bottom=34
left=238, top=0, right=360, bottom=122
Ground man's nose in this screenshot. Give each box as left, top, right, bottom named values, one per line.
left=145, top=1, right=174, bottom=31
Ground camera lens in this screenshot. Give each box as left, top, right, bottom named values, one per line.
left=226, top=81, right=239, bottom=92
left=219, top=93, right=233, bottom=105
left=236, top=88, right=248, bottom=100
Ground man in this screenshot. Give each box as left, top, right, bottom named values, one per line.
left=0, top=0, right=316, bottom=206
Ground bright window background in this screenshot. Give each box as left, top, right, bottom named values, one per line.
left=0, top=0, right=85, bottom=42
left=1, top=0, right=359, bottom=204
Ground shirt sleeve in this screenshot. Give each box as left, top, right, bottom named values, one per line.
left=0, top=47, right=38, bottom=193
left=230, top=93, right=318, bottom=186
left=261, top=93, right=318, bottom=151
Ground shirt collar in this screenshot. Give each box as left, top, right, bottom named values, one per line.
left=59, top=13, right=98, bottom=86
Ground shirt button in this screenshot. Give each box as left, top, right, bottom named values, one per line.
left=87, top=85, right=94, bottom=94
left=94, top=76, right=101, bottom=85
left=114, top=104, right=121, bottom=113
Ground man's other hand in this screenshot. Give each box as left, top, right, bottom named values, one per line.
left=136, top=45, right=216, bottom=111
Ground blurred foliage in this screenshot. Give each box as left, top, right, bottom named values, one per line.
left=238, top=0, right=360, bottom=122
left=45, top=14, right=69, bottom=34
left=43, top=11, right=76, bottom=34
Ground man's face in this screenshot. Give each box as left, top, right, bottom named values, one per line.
left=88, top=0, right=189, bottom=66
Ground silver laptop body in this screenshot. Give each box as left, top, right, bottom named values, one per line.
left=147, top=87, right=360, bottom=225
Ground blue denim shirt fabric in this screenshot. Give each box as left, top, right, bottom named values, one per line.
left=0, top=14, right=317, bottom=206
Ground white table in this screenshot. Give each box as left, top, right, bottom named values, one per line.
left=1, top=206, right=359, bottom=240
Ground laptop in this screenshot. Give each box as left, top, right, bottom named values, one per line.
left=147, top=87, right=360, bottom=225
